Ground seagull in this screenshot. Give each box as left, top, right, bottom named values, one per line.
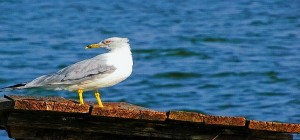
left=1, top=37, right=133, bottom=107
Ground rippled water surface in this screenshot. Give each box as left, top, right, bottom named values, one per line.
left=0, top=0, right=299, bottom=139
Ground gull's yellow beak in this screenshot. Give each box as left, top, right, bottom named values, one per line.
left=85, top=43, right=105, bottom=49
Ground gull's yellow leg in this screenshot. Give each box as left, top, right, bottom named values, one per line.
left=94, top=89, right=104, bottom=107
left=77, top=89, right=84, bottom=104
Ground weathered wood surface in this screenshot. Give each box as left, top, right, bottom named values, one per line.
left=92, top=103, right=167, bottom=121
left=249, top=120, right=300, bottom=133
left=168, top=111, right=246, bottom=126
left=5, top=95, right=90, bottom=113
left=0, top=95, right=298, bottom=140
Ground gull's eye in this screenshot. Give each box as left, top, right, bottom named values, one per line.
left=104, top=40, right=111, bottom=44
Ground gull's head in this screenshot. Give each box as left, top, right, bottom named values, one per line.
left=85, top=37, right=129, bottom=50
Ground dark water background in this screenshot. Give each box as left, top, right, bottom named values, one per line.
left=0, top=0, right=299, bottom=139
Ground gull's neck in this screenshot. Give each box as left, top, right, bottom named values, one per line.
left=105, top=43, right=133, bottom=67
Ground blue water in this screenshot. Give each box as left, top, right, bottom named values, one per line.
left=0, top=0, right=299, bottom=139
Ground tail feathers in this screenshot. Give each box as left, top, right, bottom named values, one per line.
left=0, top=83, right=27, bottom=91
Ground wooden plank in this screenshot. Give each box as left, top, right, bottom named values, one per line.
left=0, top=95, right=297, bottom=139
left=249, top=120, right=300, bottom=133
left=4, top=95, right=90, bottom=113
left=204, top=115, right=246, bottom=127
left=6, top=112, right=192, bottom=139
left=5, top=112, right=246, bottom=139
left=9, top=126, right=251, bottom=140
left=8, top=126, right=140, bottom=140
left=167, top=111, right=245, bottom=127
left=248, top=131, right=293, bottom=140
left=9, top=126, right=171, bottom=140
left=168, top=111, right=204, bottom=123
left=91, top=103, right=167, bottom=121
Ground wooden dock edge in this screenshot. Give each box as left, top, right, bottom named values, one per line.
left=0, top=95, right=298, bottom=140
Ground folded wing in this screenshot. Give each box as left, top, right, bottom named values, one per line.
left=25, top=54, right=116, bottom=88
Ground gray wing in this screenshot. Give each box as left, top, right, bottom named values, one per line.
left=26, top=54, right=116, bottom=87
